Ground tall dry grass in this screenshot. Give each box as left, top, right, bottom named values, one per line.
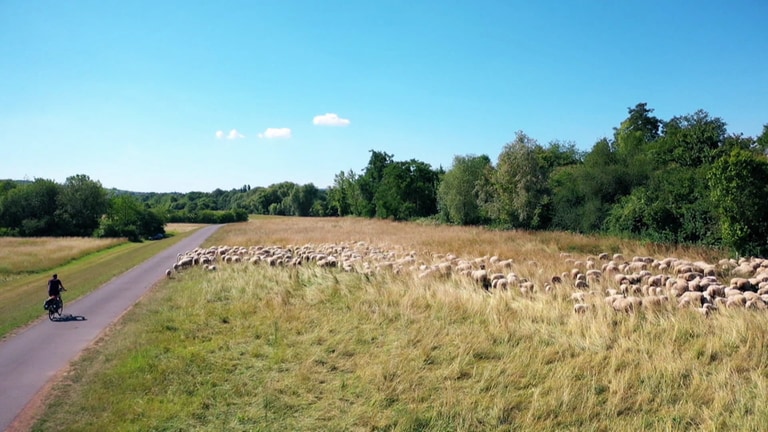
left=33, top=217, right=767, bottom=431
left=0, top=223, right=198, bottom=280
left=209, top=216, right=725, bottom=266
left=0, top=237, right=125, bottom=278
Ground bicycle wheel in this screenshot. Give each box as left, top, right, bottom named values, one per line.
left=48, top=299, right=62, bottom=321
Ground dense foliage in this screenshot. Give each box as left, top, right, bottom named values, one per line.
left=2, top=103, right=767, bottom=255
left=0, top=175, right=166, bottom=241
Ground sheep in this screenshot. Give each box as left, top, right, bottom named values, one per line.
left=611, top=296, right=642, bottom=313
left=679, top=291, right=705, bottom=307
left=168, top=240, right=768, bottom=320
left=642, top=295, right=668, bottom=310
left=574, top=280, right=589, bottom=290
left=726, top=295, right=747, bottom=308
left=573, top=303, right=589, bottom=314
left=492, top=278, right=509, bottom=290
left=471, top=268, right=491, bottom=290
left=698, top=303, right=717, bottom=317
left=570, top=292, right=586, bottom=303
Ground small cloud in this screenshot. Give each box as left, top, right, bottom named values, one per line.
left=313, top=113, right=350, bottom=126
left=227, top=129, right=245, bottom=139
left=258, top=128, right=292, bottom=139
left=216, top=129, right=245, bottom=139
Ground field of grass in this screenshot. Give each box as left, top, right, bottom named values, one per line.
left=0, top=224, right=206, bottom=339
left=0, top=237, right=126, bottom=282
left=31, top=217, right=768, bottom=431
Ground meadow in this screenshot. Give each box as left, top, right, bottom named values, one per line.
left=29, top=217, right=768, bottom=431
left=0, top=224, right=205, bottom=339
left=0, top=237, right=125, bottom=281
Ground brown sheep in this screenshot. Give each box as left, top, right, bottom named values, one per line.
left=573, top=303, right=589, bottom=314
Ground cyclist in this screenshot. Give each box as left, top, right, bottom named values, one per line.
left=47, top=273, right=66, bottom=302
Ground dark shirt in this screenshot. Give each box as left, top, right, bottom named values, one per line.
left=48, top=278, right=63, bottom=297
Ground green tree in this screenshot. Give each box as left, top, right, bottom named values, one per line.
left=0, top=178, right=61, bottom=236
left=327, top=170, right=358, bottom=216
left=55, top=174, right=109, bottom=236
left=708, top=149, right=768, bottom=256
left=550, top=139, right=617, bottom=232
left=613, top=102, right=662, bottom=154
left=606, top=166, right=719, bottom=245
left=357, top=150, right=393, bottom=217
left=97, top=195, right=164, bottom=241
left=486, top=131, right=549, bottom=228
left=534, top=140, right=584, bottom=171
left=437, top=154, right=492, bottom=225
left=756, top=124, right=768, bottom=153
left=652, top=110, right=727, bottom=168
left=288, top=183, right=320, bottom=216
left=0, top=180, right=17, bottom=195
left=374, top=160, right=439, bottom=220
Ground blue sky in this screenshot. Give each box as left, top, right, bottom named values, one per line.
left=1, top=0, right=766, bottom=193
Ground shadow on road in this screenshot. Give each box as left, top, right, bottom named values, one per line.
left=51, top=314, right=87, bottom=322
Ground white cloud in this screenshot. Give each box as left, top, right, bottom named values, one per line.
left=313, top=113, right=350, bottom=126
left=258, top=128, right=292, bottom=139
left=216, top=129, right=245, bottom=139
left=227, top=129, right=245, bottom=139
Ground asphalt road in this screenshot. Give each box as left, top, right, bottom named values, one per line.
left=0, top=225, right=222, bottom=431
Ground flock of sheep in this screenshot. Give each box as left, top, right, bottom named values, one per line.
left=166, top=241, right=768, bottom=317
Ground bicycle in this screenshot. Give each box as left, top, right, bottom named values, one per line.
left=44, top=295, right=64, bottom=321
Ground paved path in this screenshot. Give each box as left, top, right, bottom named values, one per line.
left=0, top=225, right=221, bottom=431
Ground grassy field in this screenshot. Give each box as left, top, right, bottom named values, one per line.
left=0, top=237, right=125, bottom=282
left=0, top=224, right=206, bottom=339
left=30, top=217, right=768, bottom=431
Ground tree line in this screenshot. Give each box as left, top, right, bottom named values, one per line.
left=2, top=103, right=767, bottom=255
left=0, top=175, right=247, bottom=241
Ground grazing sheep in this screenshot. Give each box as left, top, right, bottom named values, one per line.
left=471, top=268, right=491, bottom=290
left=571, top=292, right=586, bottom=303
left=679, top=291, right=705, bottom=307
left=573, top=303, right=589, bottom=314
left=492, top=278, right=509, bottom=290
left=611, top=296, right=642, bottom=313
left=726, top=295, right=747, bottom=308
left=166, top=240, right=768, bottom=321
left=574, top=280, right=589, bottom=290
left=698, top=303, right=717, bottom=316
left=519, top=281, right=534, bottom=296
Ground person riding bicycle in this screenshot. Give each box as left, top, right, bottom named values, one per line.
left=47, top=273, right=66, bottom=302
